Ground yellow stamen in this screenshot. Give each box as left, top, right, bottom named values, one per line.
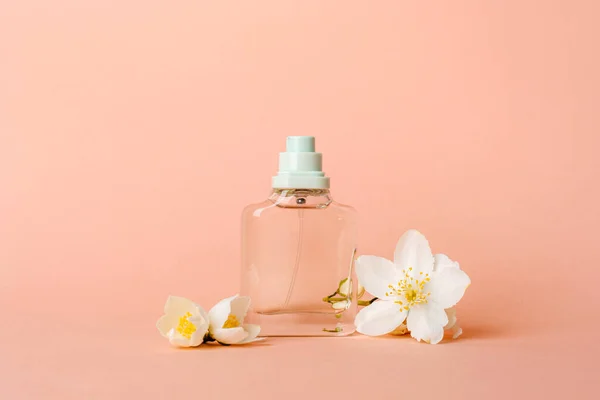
left=176, top=312, right=197, bottom=339
left=384, top=266, right=431, bottom=311
left=222, top=315, right=241, bottom=329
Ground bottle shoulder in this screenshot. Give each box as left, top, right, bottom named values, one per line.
left=242, top=200, right=275, bottom=218
left=330, top=200, right=357, bottom=215
left=242, top=198, right=357, bottom=220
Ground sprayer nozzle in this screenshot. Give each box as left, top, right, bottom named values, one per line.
left=273, top=136, right=329, bottom=189
left=286, top=136, right=315, bottom=152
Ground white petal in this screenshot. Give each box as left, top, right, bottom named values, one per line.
left=237, top=324, right=261, bottom=344
left=406, top=303, right=448, bottom=344
left=390, top=324, right=408, bottom=336
left=168, top=335, right=195, bottom=347
left=156, top=314, right=177, bottom=337
left=332, top=299, right=350, bottom=310
left=428, top=266, right=471, bottom=309
left=393, top=230, right=434, bottom=276
left=338, top=278, right=350, bottom=296
left=166, top=328, right=203, bottom=348
left=188, top=325, right=209, bottom=347
left=357, top=283, right=365, bottom=298
left=433, top=254, right=460, bottom=273
left=196, top=305, right=210, bottom=326
left=443, top=307, right=463, bottom=339
left=229, top=296, right=251, bottom=324
left=164, top=296, right=196, bottom=315
left=354, top=300, right=407, bottom=336
left=451, top=324, right=463, bottom=339
left=212, top=327, right=248, bottom=344
left=444, top=307, right=457, bottom=329
left=189, top=316, right=210, bottom=343
left=355, top=256, right=400, bottom=299
left=208, top=295, right=237, bottom=330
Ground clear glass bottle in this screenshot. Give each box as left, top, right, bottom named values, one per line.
left=241, top=137, right=357, bottom=336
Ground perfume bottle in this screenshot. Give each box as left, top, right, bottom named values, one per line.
left=241, top=136, right=358, bottom=336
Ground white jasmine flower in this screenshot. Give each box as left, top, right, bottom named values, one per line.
left=156, top=296, right=210, bottom=347
left=354, top=230, right=470, bottom=344
left=208, top=295, right=261, bottom=345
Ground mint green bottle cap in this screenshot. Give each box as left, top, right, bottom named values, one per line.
left=272, top=136, right=330, bottom=189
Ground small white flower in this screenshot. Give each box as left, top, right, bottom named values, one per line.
left=332, top=299, right=350, bottom=310
left=354, top=230, right=470, bottom=344
left=337, top=278, right=365, bottom=298
left=208, top=295, right=261, bottom=345
left=156, top=296, right=210, bottom=347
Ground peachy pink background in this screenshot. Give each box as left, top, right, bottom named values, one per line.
left=1, top=1, right=599, bottom=399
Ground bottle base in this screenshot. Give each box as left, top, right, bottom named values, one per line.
left=248, top=311, right=356, bottom=337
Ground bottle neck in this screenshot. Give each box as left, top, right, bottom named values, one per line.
left=269, top=188, right=332, bottom=209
